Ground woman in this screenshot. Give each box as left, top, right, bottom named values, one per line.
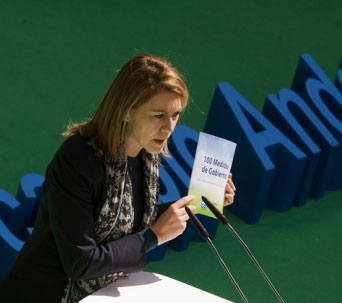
left=0, top=55, right=236, bottom=302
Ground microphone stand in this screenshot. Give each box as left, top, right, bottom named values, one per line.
left=185, top=206, right=249, bottom=303
left=202, top=196, right=286, bottom=303
left=207, top=237, right=249, bottom=303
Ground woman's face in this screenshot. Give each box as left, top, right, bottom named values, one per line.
left=125, top=91, right=183, bottom=157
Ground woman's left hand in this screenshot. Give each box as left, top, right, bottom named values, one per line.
left=224, top=173, right=236, bottom=207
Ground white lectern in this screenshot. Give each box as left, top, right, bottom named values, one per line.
left=80, top=271, right=235, bottom=303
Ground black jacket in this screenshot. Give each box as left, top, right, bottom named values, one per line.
left=0, top=135, right=168, bottom=302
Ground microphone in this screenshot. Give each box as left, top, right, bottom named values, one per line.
left=201, top=196, right=229, bottom=225
left=185, top=206, right=209, bottom=240
left=201, top=196, right=286, bottom=303
left=185, top=206, right=249, bottom=303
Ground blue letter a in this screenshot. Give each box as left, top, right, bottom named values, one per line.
left=204, top=82, right=306, bottom=223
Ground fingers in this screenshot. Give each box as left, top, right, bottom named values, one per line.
left=228, top=173, right=236, bottom=191
left=151, top=196, right=196, bottom=245
left=225, top=181, right=235, bottom=195
left=173, top=195, right=195, bottom=208
left=224, top=174, right=236, bottom=206
left=168, top=196, right=196, bottom=228
left=172, top=196, right=196, bottom=220
left=186, top=205, right=197, bottom=213
left=180, top=205, right=196, bottom=221
left=224, top=194, right=235, bottom=206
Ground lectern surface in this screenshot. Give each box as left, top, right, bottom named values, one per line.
left=80, top=271, right=234, bottom=303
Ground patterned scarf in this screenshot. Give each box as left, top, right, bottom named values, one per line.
left=61, top=146, right=160, bottom=303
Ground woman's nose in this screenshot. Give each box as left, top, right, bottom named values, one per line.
left=162, top=117, right=175, bottom=133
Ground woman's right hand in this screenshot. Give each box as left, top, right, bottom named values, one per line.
left=151, top=195, right=196, bottom=245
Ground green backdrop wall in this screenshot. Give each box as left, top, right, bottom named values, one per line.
left=1, top=1, right=341, bottom=302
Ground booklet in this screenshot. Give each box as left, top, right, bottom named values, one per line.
left=187, top=132, right=236, bottom=218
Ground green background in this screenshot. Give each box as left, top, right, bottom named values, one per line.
left=1, top=1, right=341, bottom=302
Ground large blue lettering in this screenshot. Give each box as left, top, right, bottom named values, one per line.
left=204, top=82, right=306, bottom=223
left=292, top=54, right=342, bottom=190
left=10, top=174, right=44, bottom=240
left=263, top=88, right=339, bottom=204
left=0, top=189, right=24, bottom=277
left=0, top=174, right=44, bottom=278
left=168, top=125, right=198, bottom=176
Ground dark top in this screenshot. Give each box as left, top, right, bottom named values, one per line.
left=0, top=135, right=170, bottom=302
left=128, top=152, right=145, bottom=232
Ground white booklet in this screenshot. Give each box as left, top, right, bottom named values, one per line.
left=188, top=132, right=236, bottom=218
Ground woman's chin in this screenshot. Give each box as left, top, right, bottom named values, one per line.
left=145, top=144, right=163, bottom=155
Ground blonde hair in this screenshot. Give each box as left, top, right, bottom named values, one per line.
left=63, top=54, right=188, bottom=159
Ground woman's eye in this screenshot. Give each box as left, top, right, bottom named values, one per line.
left=154, top=112, right=180, bottom=119
left=172, top=112, right=180, bottom=119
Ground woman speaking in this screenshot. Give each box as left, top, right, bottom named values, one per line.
left=0, top=54, right=236, bottom=302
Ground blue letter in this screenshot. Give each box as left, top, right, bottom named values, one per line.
left=0, top=189, right=24, bottom=278
left=292, top=54, right=342, bottom=190
left=263, top=89, right=339, bottom=204
left=204, top=82, right=306, bottom=223
left=10, top=173, right=44, bottom=240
